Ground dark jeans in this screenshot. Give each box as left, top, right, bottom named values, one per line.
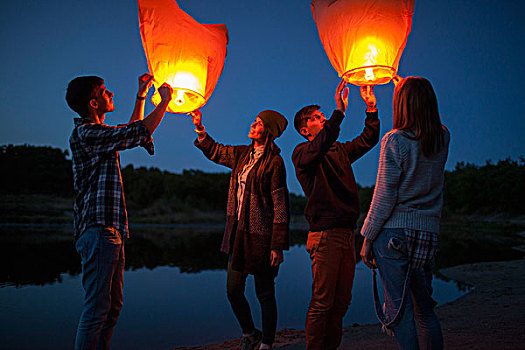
left=74, top=225, right=125, bottom=350
left=226, top=259, right=277, bottom=345
left=305, top=228, right=356, bottom=350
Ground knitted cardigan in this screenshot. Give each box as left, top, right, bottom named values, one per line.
left=360, top=127, right=450, bottom=240
left=195, top=134, right=290, bottom=276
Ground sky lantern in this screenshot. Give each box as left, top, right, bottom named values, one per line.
left=138, top=0, right=229, bottom=113
left=311, top=0, right=415, bottom=86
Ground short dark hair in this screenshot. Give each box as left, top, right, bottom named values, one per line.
left=294, top=104, right=320, bottom=138
left=65, top=76, right=104, bottom=118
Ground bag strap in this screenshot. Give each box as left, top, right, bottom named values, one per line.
left=372, top=266, right=411, bottom=332
left=372, top=230, right=419, bottom=332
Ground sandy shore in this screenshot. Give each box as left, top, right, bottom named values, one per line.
left=176, top=255, right=525, bottom=349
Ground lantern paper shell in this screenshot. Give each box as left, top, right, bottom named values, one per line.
left=311, top=0, right=415, bottom=86
left=138, top=0, right=229, bottom=113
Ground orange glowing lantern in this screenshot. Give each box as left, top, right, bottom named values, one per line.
left=138, top=0, right=229, bottom=113
left=311, top=0, right=415, bottom=86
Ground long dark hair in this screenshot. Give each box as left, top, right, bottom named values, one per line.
left=252, top=130, right=279, bottom=191
left=393, top=76, right=445, bottom=157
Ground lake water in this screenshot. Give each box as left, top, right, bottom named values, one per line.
left=0, top=226, right=469, bottom=349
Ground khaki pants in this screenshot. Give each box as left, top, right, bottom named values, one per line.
left=305, top=228, right=356, bottom=350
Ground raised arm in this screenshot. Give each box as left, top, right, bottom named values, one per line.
left=292, top=79, right=349, bottom=169
left=142, top=83, right=172, bottom=135
left=78, top=82, right=171, bottom=156
left=129, top=73, right=154, bottom=123
left=191, top=109, right=246, bottom=169
left=336, top=78, right=349, bottom=114
left=342, top=86, right=380, bottom=163
left=189, top=109, right=207, bottom=142
left=292, top=110, right=344, bottom=168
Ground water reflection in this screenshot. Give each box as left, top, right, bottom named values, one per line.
left=126, top=225, right=228, bottom=273
left=1, top=223, right=522, bottom=288
left=0, top=225, right=342, bottom=287
left=1, top=224, right=229, bottom=287
left=0, top=225, right=80, bottom=287
left=0, top=246, right=469, bottom=349
left=1, top=224, right=500, bottom=348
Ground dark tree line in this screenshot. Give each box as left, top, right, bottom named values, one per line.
left=442, top=158, right=524, bottom=216
left=0, top=144, right=74, bottom=196
left=1, top=144, right=523, bottom=217
left=121, top=166, right=230, bottom=213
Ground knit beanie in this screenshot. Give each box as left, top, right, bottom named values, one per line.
left=257, top=110, right=288, bottom=139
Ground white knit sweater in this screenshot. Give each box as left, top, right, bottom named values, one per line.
left=360, top=127, right=450, bottom=240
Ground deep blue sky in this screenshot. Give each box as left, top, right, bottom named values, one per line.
left=1, top=0, right=523, bottom=194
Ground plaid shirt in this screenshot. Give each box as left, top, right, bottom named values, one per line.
left=69, top=118, right=154, bottom=241
left=406, top=229, right=438, bottom=269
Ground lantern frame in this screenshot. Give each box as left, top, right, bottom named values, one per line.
left=151, top=87, right=205, bottom=114
left=343, top=66, right=397, bottom=86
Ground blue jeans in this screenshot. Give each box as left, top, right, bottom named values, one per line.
left=75, top=225, right=125, bottom=350
left=373, top=228, right=443, bottom=350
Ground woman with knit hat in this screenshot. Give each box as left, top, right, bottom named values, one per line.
left=190, top=109, right=290, bottom=350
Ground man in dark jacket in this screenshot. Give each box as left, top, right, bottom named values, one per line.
left=291, top=79, right=379, bottom=350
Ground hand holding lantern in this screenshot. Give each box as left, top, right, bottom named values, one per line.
left=335, top=79, right=349, bottom=113
left=392, top=75, right=404, bottom=87
left=158, top=83, right=173, bottom=103
left=190, top=109, right=203, bottom=128
left=138, top=73, right=154, bottom=99
left=189, top=109, right=206, bottom=140
left=360, top=86, right=377, bottom=112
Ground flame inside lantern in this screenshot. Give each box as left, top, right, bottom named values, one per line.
left=364, top=44, right=379, bottom=81
left=342, top=38, right=397, bottom=86
left=151, top=61, right=207, bottom=112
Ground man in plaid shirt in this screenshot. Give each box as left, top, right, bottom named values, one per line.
left=66, top=73, right=172, bottom=350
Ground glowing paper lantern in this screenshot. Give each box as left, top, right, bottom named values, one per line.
left=311, top=0, right=415, bottom=86
left=138, top=0, right=229, bottom=113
